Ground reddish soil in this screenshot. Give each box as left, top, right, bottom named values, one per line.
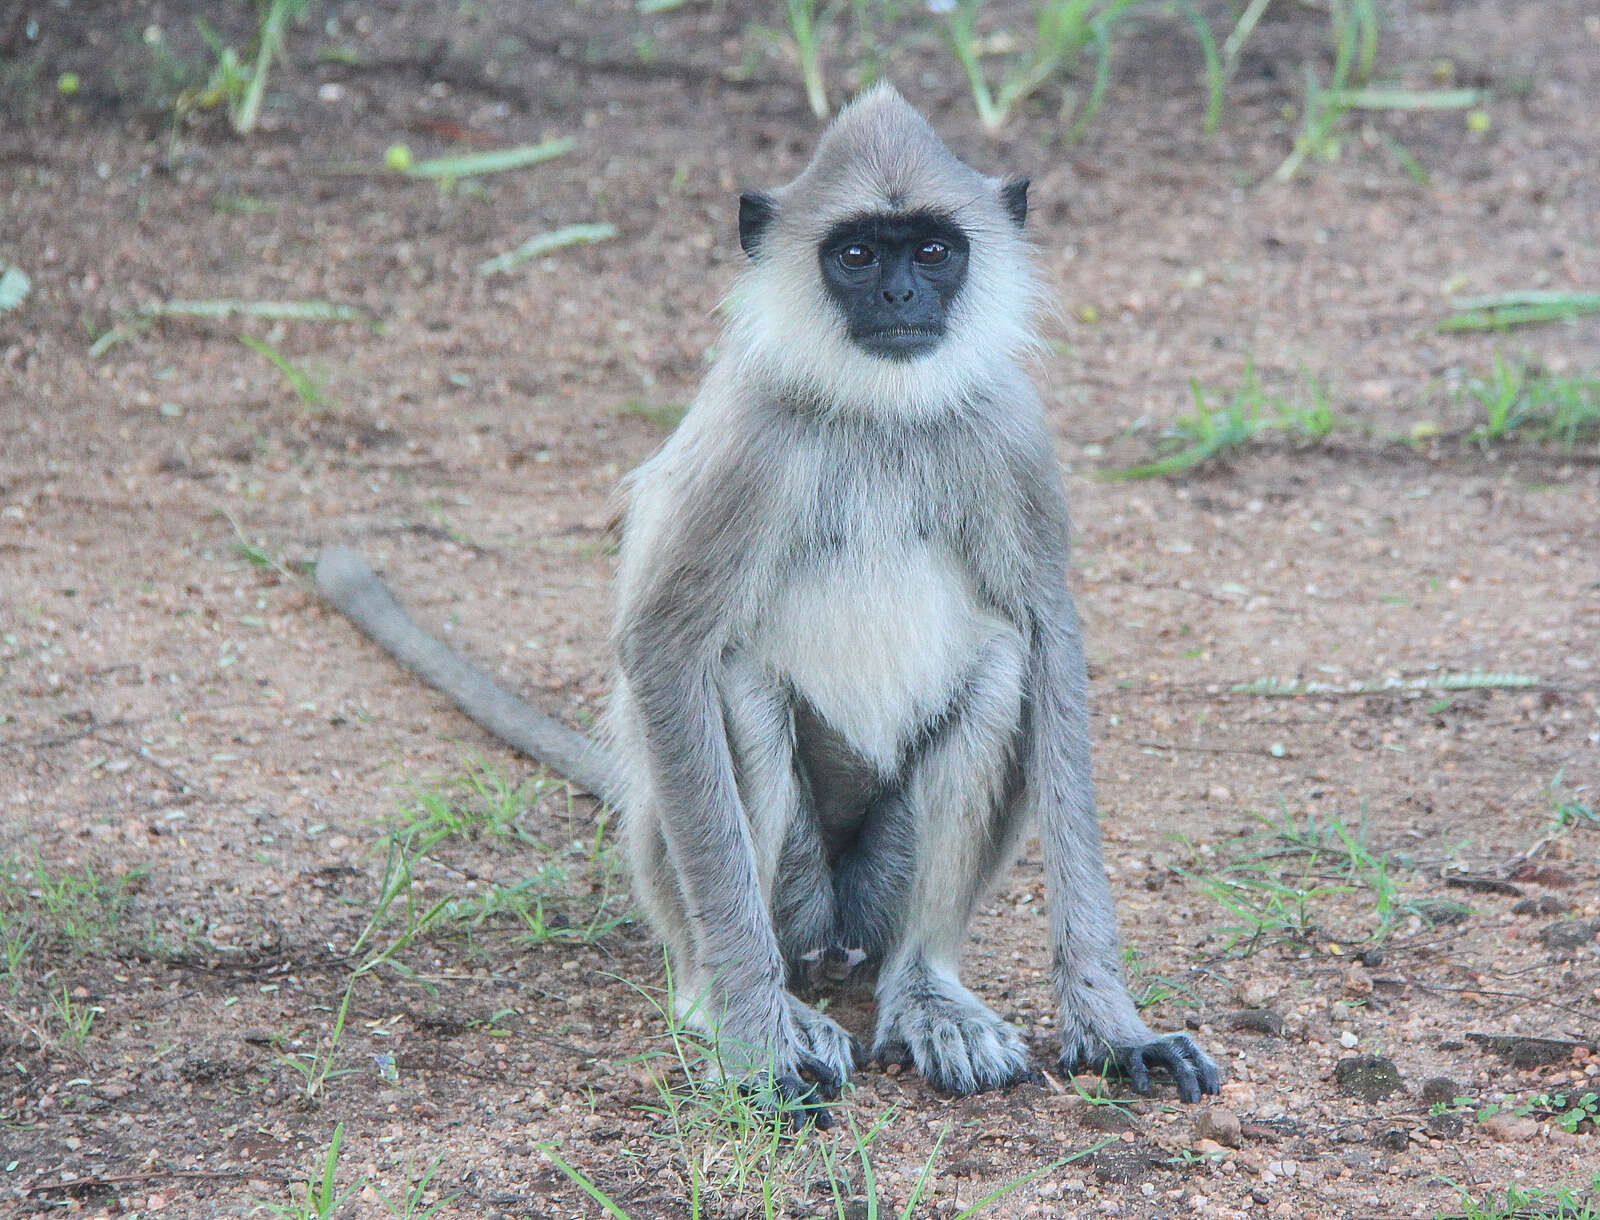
left=2, top=1, right=1597, bottom=1217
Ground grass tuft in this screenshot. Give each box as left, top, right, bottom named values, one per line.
left=1460, top=357, right=1600, bottom=450
left=1444, top=1171, right=1600, bottom=1220
left=0, top=855, right=144, bottom=960
left=1179, top=804, right=1418, bottom=953
left=239, top=332, right=336, bottom=410
left=1102, top=361, right=1333, bottom=480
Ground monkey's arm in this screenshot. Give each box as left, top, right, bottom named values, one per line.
left=1027, top=588, right=1219, bottom=1103
left=617, top=576, right=841, bottom=1116
left=314, top=545, right=620, bottom=804
left=612, top=435, right=843, bottom=1118
left=1010, top=444, right=1220, bottom=1101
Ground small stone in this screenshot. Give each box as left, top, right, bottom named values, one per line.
left=1420, top=1077, right=1461, bottom=1105
left=1091, top=1145, right=1163, bottom=1184
left=1334, top=1055, right=1405, bottom=1102
left=1339, top=1030, right=1360, bottom=1049
left=1082, top=1104, right=1139, bottom=1133
left=1412, top=899, right=1471, bottom=927
left=1425, top=1112, right=1464, bottom=1139
left=1377, top=1128, right=1409, bottom=1152
left=1195, top=1107, right=1243, bottom=1148
left=1238, top=978, right=1278, bottom=1008
left=1538, top=917, right=1600, bottom=952
left=1512, top=895, right=1568, bottom=917
left=1340, top=965, right=1374, bottom=997
left=1480, top=1113, right=1538, bottom=1143
left=1221, top=1008, right=1286, bottom=1036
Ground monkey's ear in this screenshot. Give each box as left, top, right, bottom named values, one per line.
left=1001, top=177, right=1030, bottom=229
left=738, top=192, right=778, bottom=258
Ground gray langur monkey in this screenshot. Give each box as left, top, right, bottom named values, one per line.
left=317, top=84, right=1218, bottom=1127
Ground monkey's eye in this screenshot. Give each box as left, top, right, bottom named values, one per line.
left=912, top=240, right=950, bottom=267
left=838, top=244, right=876, bottom=270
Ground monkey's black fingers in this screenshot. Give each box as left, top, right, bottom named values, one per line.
left=742, top=1071, right=835, bottom=1131
left=1146, top=1033, right=1220, bottom=1102
left=874, top=1040, right=914, bottom=1072
left=1124, top=1051, right=1150, bottom=1097
left=796, top=1052, right=845, bottom=1100
left=1164, top=1034, right=1222, bottom=1100
left=773, top=1073, right=835, bottom=1130
left=1117, top=1035, right=1220, bottom=1104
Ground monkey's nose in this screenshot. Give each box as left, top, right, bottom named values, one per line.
left=882, top=288, right=914, bottom=303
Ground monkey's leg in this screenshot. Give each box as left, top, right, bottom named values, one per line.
left=870, top=629, right=1036, bottom=1096
left=829, top=788, right=914, bottom=967
left=718, top=658, right=860, bottom=1089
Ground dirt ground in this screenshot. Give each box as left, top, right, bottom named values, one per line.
left=3, top=1, right=1599, bottom=1217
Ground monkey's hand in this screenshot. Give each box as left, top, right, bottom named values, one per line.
left=1059, top=1032, right=1220, bottom=1104
left=696, top=985, right=857, bottom=1130
left=739, top=1052, right=846, bottom=1131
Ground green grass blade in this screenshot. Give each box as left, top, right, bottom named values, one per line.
left=1064, top=22, right=1116, bottom=143
left=477, top=223, right=619, bottom=276
left=1230, top=671, right=1541, bottom=697
left=898, top=1123, right=949, bottom=1220
left=1173, top=0, right=1224, bottom=134
left=539, top=1145, right=635, bottom=1219
left=139, top=299, right=366, bottom=322
left=1451, top=290, right=1600, bottom=310
left=950, top=1140, right=1114, bottom=1220
left=1220, top=0, right=1271, bottom=76
left=1333, top=87, right=1481, bottom=110
left=1097, top=439, right=1223, bottom=481
left=239, top=332, right=330, bottom=408
left=1440, top=292, right=1600, bottom=331
left=403, top=139, right=575, bottom=180
left=1440, top=290, right=1600, bottom=331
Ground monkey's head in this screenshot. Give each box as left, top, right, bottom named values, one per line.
left=728, top=84, right=1042, bottom=419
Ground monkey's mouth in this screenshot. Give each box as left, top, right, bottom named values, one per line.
left=857, top=325, right=943, bottom=360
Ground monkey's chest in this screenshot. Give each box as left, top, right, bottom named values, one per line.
left=753, top=543, right=991, bottom=775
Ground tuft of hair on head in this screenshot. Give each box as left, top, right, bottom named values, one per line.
left=726, top=83, right=1045, bottom=422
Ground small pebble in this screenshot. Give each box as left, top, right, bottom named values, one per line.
left=1480, top=1113, right=1539, bottom=1142
left=1195, top=1107, right=1243, bottom=1148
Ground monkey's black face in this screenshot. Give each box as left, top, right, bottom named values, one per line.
left=816, top=211, right=970, bottom=361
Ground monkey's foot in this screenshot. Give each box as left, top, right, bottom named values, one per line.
left=1061, top=1033, right=1220, bottom=1104
left=785, top=993, right=863, bottom=1081
left=872, top=963, right=1033, bottom=1096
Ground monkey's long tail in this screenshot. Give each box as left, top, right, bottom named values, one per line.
left=314, top=545, right=621, bottom=806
